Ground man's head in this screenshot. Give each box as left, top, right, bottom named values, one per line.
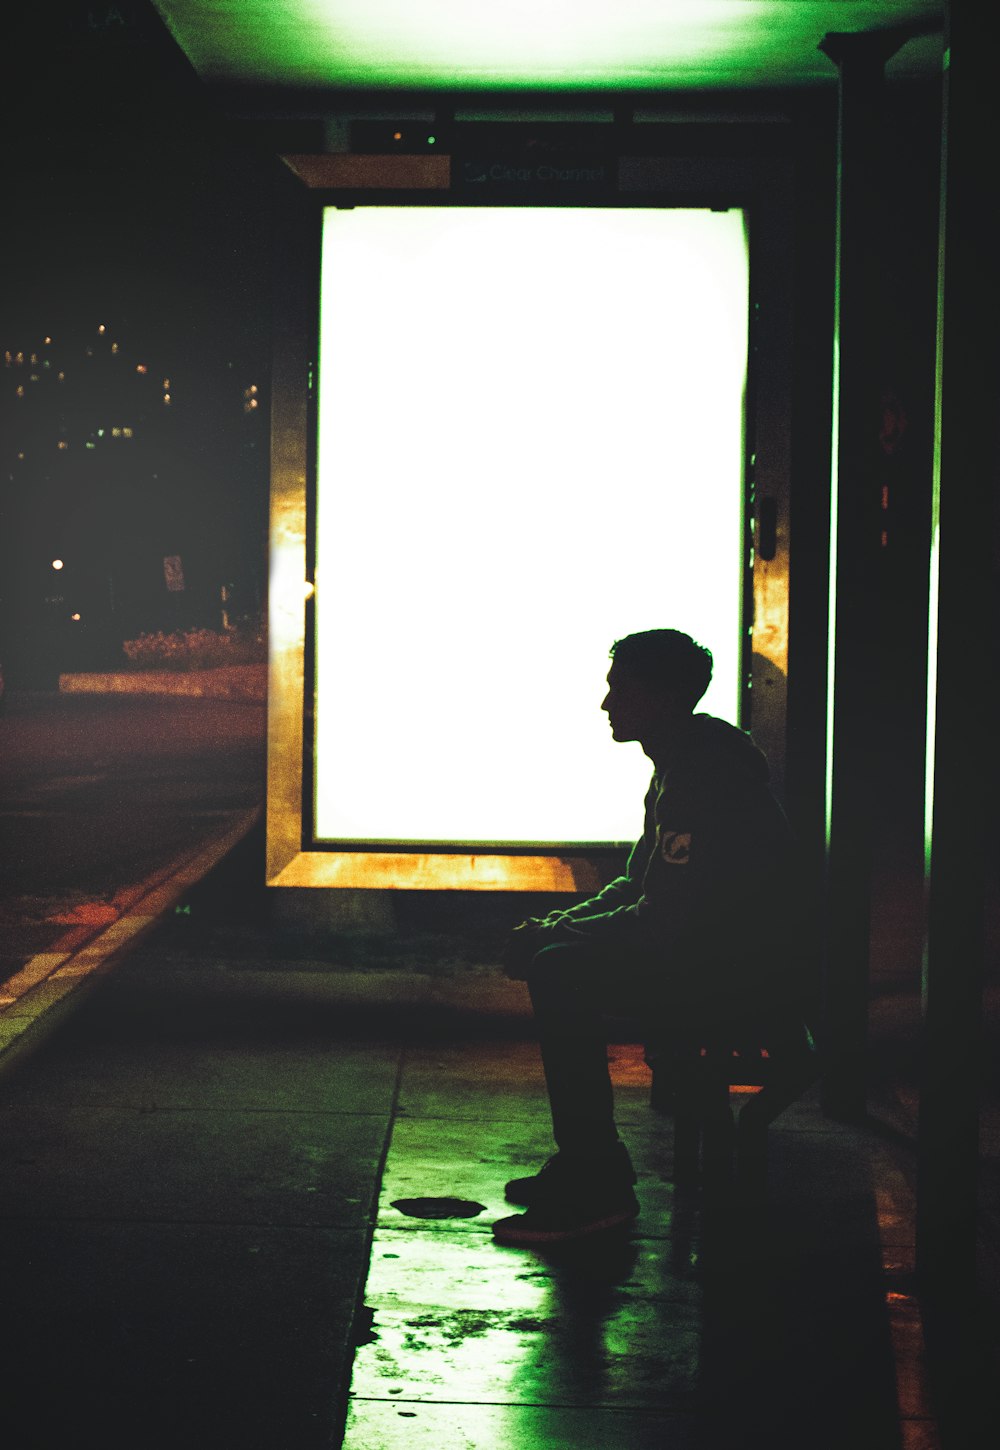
left=601, top=629, right=713, bottom=747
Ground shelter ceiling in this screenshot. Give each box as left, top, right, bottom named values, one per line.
left=149, top=1, right=944, bottom=100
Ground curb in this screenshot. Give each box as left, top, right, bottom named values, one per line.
left=0, top=804, right=263, bottom=1080
left=58, top=666, right=267, bottom=702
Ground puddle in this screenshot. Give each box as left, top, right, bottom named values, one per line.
left=389, top=1196, right=487, bottom=1219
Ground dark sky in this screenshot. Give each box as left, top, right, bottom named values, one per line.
left=3, top=2, right=280, bottom=362
left=1, top=2, right=288, bottom=659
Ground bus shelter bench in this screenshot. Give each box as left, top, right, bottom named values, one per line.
left=644, top=1021, right=819, bottom=1191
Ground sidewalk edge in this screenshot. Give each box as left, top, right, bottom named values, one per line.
left=0, top=804, right=262, bottom=1080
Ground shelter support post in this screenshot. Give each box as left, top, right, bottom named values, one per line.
left=818, top=29, right=907, bottom=1121
left=916, top=2, right=991, bottom=1312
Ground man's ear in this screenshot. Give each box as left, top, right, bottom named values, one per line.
left=657, top=689, right=692, bottom=721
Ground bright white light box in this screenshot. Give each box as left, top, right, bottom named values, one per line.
left=313, top=205, right=749, bottom=847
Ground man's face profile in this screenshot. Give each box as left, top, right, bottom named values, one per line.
left=601, top=662, right=658, bottom=745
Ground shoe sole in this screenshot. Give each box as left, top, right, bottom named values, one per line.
left=505, top=1174, right=638, bottom=1209
left=492, top=1208, right=639, bottom=1246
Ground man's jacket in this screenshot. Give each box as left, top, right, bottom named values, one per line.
left=548, top=713, right=809, bottom=1018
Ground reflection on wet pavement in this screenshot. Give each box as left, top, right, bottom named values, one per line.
left=343, top=1039, right=937, bottom=1449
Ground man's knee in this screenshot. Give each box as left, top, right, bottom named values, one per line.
left=524, top=940, right=647, bottom=1028
left=524, top=941, right=597, bottom=1010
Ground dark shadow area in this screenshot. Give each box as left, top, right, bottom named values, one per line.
left=694, top=1166, right=904, bottom=1449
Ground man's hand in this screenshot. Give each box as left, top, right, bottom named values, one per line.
left=502, top=914, right=579, bottom=979
left=502, top=918, right=551, bottom=979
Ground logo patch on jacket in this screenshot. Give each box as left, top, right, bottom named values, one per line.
left=660, top=830, right=692, bottom=865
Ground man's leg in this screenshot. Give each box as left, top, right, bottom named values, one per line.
left=526, top=940, right=621, bottom=1157
left=493, top=939, right=640, bottom=1244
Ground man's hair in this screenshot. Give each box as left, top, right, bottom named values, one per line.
left=609, top=629, right=714, bottom=709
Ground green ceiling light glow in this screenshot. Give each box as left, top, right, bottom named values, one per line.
left=337, top=0, right=727, bottom=89
left=152, top=0, right=941, bottom=92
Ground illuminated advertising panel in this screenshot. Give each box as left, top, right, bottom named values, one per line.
left=313, top=205, right=749, bottom=850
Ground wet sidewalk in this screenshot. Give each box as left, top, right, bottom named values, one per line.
left=346, top=1041, right=931, bottom=1450
left=0, top=827, right=997, bottom=1449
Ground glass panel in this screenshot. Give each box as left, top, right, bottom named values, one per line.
left=314, top=205, right=748, bottom=846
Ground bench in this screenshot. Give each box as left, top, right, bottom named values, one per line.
left=645, top=1020, right=819, bottom=1192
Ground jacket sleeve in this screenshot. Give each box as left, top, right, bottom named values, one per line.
left=552, top=764, right=793, bottom=966
left=540, top=775, right=657, bottom=936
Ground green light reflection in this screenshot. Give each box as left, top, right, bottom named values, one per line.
left=824, top=208, right=843, bottom=860
left=923, top=140, right=947, bottom=897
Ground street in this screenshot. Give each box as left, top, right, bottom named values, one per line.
left=0, top=690, right=265, bottom=988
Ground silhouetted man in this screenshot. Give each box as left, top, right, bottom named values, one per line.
left=492, top=628, right=808, bottom=1246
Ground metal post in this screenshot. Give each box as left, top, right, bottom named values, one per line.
left=818, top=30, right=907, bottom=1121
left=917, top=2, right=990, bottom=1311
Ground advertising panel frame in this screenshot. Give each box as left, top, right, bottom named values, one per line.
left=266, top=146, right=794, bottom=892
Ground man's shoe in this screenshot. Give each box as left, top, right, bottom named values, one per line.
left=504, top=1153, right=568, bottom=1207
left=504, top=1143, right=637, bottom=1207
left=492, top=1185, right=640, bottom=1246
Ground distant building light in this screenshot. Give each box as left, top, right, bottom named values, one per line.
left=30, top=354, right=38, bottom=364
left=111, top=342, right=119, bottom=354
left=136, top=364, right=147, bottom=374
left=163, top=394, right=171, bottom=405
left=123, top=427, right=133, bottom=438
left=15, top=352, right=23, bottom=364
left=57, top=441, right=68, bottom=450
left=112, top=427, right=122, bottom=438
left=163, top=378, right=170, bottom=389
left=51, top=558, right=64, bottom=571
left=85, top=441, right=96, bottom=450
left=98, top=324, right=106, bottom=334
left=57, top=371, right=65, bottom=381
left=15, top=385, right=24, bottom=397
left=44, top=336, right=52, bottom=345
left=71, top=612, right=82, bottom=622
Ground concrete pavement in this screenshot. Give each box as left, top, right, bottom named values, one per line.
left=1, top=817, right=998, bottom=1449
